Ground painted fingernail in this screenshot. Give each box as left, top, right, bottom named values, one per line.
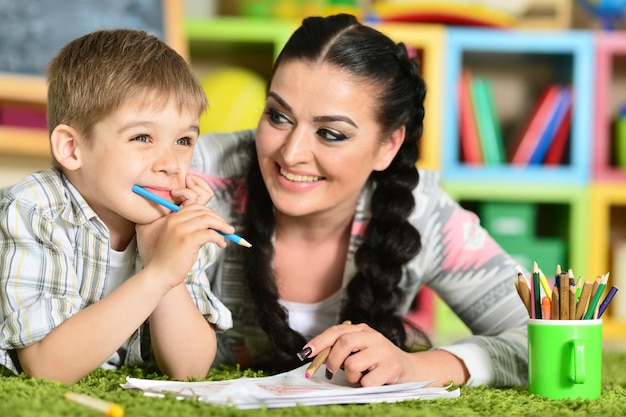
left=325, top=369, right=333, bottom=380
left=297, top=347, right=312, bottom=361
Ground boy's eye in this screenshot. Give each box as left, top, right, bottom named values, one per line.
left=176, top=137, right=193, bottom=146
left=317, top=128, right=348, bottom=143
left=132, top=134, right=150, bottom=143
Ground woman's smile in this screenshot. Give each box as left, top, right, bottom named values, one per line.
left=279, top=167, right=324, bottom=183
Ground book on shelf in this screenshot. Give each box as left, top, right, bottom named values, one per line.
left=509, top=84, right=561, bottom=165
left=611, top=239, right=626, bottom=320
left=613, top=107, right=626, bottom=169
left=528, top=87, right=572, bottom=165
left=0, top=104, right=47, bottom=130
left=470, top=77, right=505, bottom=165
left=543, top=93, right=572, bottom=166
left=458, top=69, right=483, bottom=165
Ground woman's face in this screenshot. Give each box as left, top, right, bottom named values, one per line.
left=255, top=60, right=403, bottom=221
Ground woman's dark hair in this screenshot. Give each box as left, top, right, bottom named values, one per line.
left=243, top=14, right=428, bottom=372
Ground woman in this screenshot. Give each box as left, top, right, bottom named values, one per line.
left=192, top=13, right=528, bottom=388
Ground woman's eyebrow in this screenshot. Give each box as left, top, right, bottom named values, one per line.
left=267, top=92, right=291, bottom=112
left=313, top=115, right=357, bottom=128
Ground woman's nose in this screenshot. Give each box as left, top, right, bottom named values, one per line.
left=281, top=128, right=313, bottom=165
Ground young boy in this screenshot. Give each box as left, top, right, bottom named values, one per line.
left=0, top=29, right=233, bottom=385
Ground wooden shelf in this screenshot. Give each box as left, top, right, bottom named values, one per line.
left=371, top=23, right=446, bottom=171
left=0, top=0, right=184, bottom=160
left=0, top=74, right=47, bottom=104
left=515, top=0, right=572, bottom=30
left=0, top=126, right=50, bottom=158
left=603, top=318, right=626, bottom=341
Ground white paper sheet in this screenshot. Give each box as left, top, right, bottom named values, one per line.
left=121, top=363, right=460, bottom=409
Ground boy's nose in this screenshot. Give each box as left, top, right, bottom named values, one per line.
left=153, top=148, right=180, bottom=175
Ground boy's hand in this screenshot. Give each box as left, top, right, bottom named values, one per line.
left=171, top=173, right=214, bottom=207
left=136, top=203, right=235, bottom=289
left=136, top=174, right=233, bottom=289
left=135, top=173, right=219, bottom=268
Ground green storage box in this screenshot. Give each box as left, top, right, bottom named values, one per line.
left=480, top=202, right=537, bottom=240
left=495, top=236, right=566, bottom=278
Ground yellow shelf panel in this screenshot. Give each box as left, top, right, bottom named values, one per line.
left=589, top=184, right=626, bottom=335
left=603, top=318, right=626, bottom=341
left=0, top=74, right=47, bottom=104
left=589, top=184, right=626, bottom=279
left=0, top=126, right=50, bottom=158
left=374, top=23, right=446, bottom=171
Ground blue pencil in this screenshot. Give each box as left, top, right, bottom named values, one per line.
left=597, top=286, right=618, bottom=318
left=132, top=184, right=251, bottom=248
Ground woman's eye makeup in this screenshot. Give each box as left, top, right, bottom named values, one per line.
left=265, top=107, right=291, bottom=125
left=317, top=128, right=348, bottom=143
left=264, top=104, right=350, bottom=142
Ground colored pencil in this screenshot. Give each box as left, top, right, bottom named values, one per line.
left=538, top=268, right=552, bottom=300
left=559, top=271, right=569, bottom=320
left=532, top=262, right=541, bottom=319
left=541, top=296, right=551, bottom=320
left=132, top=184, right=251, bottom=248
left=598, top=286, right=619, bottom=318
left=551, top=287, right=559, bottom=320
left=569, top=286, right=576, bottom=320
left=584, top=274, right=608, bottom=320
left=514, top=265, right=532, bottom=317
left=575, top=281, right=593, bottom=320
left=65, top=393, right=124, bottom=417
left=305, top=321, right=351, bottom=378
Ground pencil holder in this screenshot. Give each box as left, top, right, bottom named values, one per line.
left=527, top=319, right=602, bottom=400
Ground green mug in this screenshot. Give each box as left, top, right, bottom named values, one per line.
left=528, top=319, right=602, bottom=400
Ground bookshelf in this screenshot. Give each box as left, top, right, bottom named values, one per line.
left=442, top=28, right=593, bottom=184
left=439, top=27, right=624, bottom=337
left=0, top=74, right=49, bottom=158
left=589, top=32, right=626, bottom=338
left=0, top=0, right=185, bottom=159
left=588, top=184, right=626, bottom=339
left=592, top=31, right=626, bottom=182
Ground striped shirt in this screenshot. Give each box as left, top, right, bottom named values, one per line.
left=191, top=130, right=529, bottom=388
left=0, top=168, right=232, bottom=374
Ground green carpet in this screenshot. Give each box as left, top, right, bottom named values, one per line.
left=2, top=352, right=625, bottom=417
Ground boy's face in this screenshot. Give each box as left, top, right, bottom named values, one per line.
left=69, top=96, right=200, bottom=236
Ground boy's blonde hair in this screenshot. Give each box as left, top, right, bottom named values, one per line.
left=46, top=29, right=208, bottom=166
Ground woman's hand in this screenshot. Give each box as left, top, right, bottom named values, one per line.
left=302, top=322, right=469, bottom=387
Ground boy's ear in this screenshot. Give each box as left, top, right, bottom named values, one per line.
left=50, top=124, right=82, bottom=171
left=373, top=125, right=406, bottom=172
